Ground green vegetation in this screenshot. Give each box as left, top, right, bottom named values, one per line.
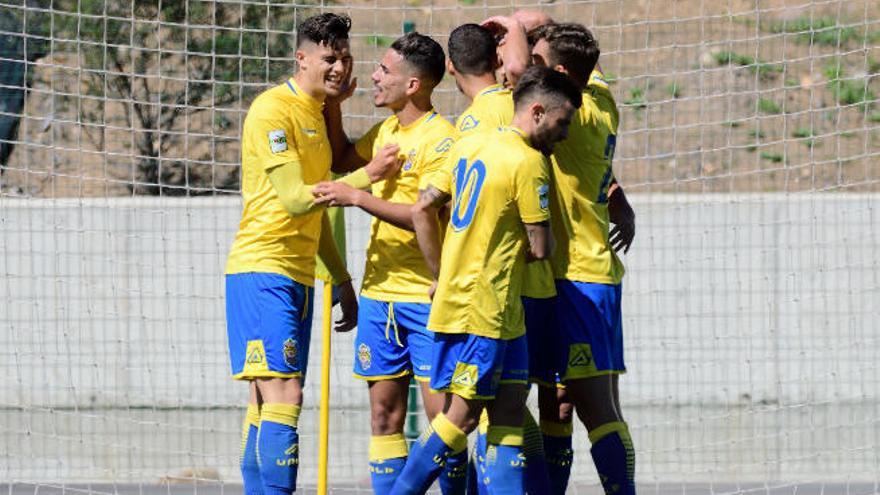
left=713, top=51, right=783, bottom=77
left=18, top=0, right=309, bottom=194
left=624, top=87, right=647, bottom=108
left=760, top=151, right=784, bottom=163
left=758, top=98, right=783, bottom=114
left=792, top=128, right=818, bottom=147
left=667, top=82, right=682, bottom=98
left=367, top=35, right=395, bottom=47
left=726, top=120, right=743, bottom=128
left=869, top=112, right=880, bottom=123
left=767, top=17, right=858, bottom=46
left=825, top=63, right=876, bottom=109
left=748, top=129, right=766, bottom=139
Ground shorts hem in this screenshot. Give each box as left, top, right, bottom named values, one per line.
left=499, top=379, right=529, bottom=385
left=413, top=375, right=431, bottom=383
left=529, top=377, right=559, bottom=388
left=232, top=371, right=303, bottom=380
left=561, top=369, right=626, bottom=381
left=353, top=370, right=412, bottom=381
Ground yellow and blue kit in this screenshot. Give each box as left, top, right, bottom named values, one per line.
left=454, top=83, right=513, bottom=135
left=426, top=126, right=550, bottom=400
left=350, top=109, right=455, bottom=382
left=226, top=78, right=332, bottom=381
left=550, top=69, right=627, bottom=381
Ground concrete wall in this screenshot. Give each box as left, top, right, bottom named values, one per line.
left=1, top=194, right=878, bottom=485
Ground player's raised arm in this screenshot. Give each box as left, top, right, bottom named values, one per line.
left=481, top=15, right=530, bottom=86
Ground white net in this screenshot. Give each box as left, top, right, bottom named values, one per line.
left=1, top=0, right=878, bottom=493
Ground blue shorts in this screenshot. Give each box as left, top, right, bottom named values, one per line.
left=226, top=273, right=314, bottom=381
left=523, top=296, right=559, bottom=386
left=430, top=333, right=521, bottom=400
left=500, top=334, right=529, bottom=385
left=555, top=280, right=625, bottom=381
left=353, top=296, right=434, bottom=381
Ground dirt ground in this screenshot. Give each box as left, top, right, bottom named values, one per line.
left=2, top=0, right=878, bottom=197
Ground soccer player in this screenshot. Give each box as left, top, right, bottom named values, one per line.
left=531, top=22, right=638, bottom=494
left=224, top=13, right=402, bottom=495
left=394, top=65, right=582, bottom=495
left=446, top=21, right=552, bottom=494
left=312, top=33, right=460, bottom=494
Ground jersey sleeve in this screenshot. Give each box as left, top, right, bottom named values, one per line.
left=515, top=154, right=551, bottom=224
left=244, top=99, right=301, bottom=171
left=354, top=122, right=382, bottom=162
left=427, top=148, right=456, bottom=196
left=417, top=133, right=455, bottom=190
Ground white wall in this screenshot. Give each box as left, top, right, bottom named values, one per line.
left=1, top=194, right=877, bottom=484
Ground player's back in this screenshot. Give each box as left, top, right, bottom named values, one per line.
left=428, top=127, right=550, bottom=340
left=455, top=83, right=514, bottom=136
left=550, top=71, right=623, bottom=284
left=357, top=110, right=455, bottom=303
left=226, top=79, right=331, bottom=286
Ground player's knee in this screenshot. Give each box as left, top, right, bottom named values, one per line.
left=256, top=377, right=303, bottom=405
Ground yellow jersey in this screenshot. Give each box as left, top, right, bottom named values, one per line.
left=226, top=78, right=330, bottom=286
left=550, top=70, right=623, bottom=284
left=355, top=110, right=455, bottom=303
left=454, top=84, right=514, bottom=136
left=427, top=127, right=551, bottom=340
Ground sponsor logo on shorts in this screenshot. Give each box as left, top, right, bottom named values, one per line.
left=452, top=362, right=478, bottom=388
left=568, top=343, right=595, bottom=369
left=243, top=340, right=268, bottom=374
left=358, top=343, right=372, bottom=371
left=283, top=338, right=298, bottom=367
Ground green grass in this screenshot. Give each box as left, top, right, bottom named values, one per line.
left=726, top=120, right=743, bottom=128
left=667, top=82, right=682, bottom=98
left=758, top=98, right=783, bottom=114
left=746, top=145, right=757, bottom=153
left=825, top=62, right=876, bottom=109
left=603, top=72, right=618, bottom=85
left=760, top=151, right=784, bottom=163
left=869, top=112, right=880, bottom=123
left=792, top=128, right=812, bottom=139
left=624, top=87, right=647, bottom=108
left=767, top=17, right=859, bottom=46
left=713, top=50, right=783, bottom=77
left=748, top=129, right=766, bottom=139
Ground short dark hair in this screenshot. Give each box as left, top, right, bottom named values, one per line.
left=513, top=65, right=582, bottom=113
left=391, top=32, right=446, bottom=88
left=448, top=24, right=496, bottom=76
left=531, top=22, right=599, bottom=87
left=297, top=13, right=351, bottom=49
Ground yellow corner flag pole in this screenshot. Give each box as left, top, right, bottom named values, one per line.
left=317, top=282, right=333, bottom=495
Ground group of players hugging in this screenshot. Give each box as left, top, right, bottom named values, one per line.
left=224, top=8, right=637, bottom=495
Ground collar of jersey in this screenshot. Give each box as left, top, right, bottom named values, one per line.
left=286, top=78, right=324, bottom=111
left=501, top=125, right=527, bottom=141
left=395, top=108, right=438, bottom=132
left=477, top=83, right=505, bottom=99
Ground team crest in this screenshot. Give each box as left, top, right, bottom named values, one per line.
left=283, top=338, right=298, bottom=367
left=434, top=137, right=454, bottom=153
left=403, top=149, right=417, bottom=171
left=538, top=183, right=549, bottom=210
left=358, top=343, right=372, bottom=370
left=458, top=115, right=479, bottom=132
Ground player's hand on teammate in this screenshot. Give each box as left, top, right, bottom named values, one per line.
left=313, top=181, right=362, bottom=207
left=608, top=186, right=636, bottom=254
left=364, top=143, right=404, bottom=182
left=335, top=280, right=358, bottom=332
left=481, top=15, right=523, bottom=45
left=428, top=279, right=438, bottom=300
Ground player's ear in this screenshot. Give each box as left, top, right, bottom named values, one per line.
left=446, top=59, right=456, bottom=76
left=295, top=47, right=308, bottom=70
left=553, top=63, right=569, bottom=77
left=531, top=101, right=546, bottom=124
left=406, top=76, right=421, bottom=96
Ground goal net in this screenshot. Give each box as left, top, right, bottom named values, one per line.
left=1, top=0, right=878, bottom=492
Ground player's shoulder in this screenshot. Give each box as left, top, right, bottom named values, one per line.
left=422, top=110, right=455, bottom=135
left=250, top=82, right=293, bottom=112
